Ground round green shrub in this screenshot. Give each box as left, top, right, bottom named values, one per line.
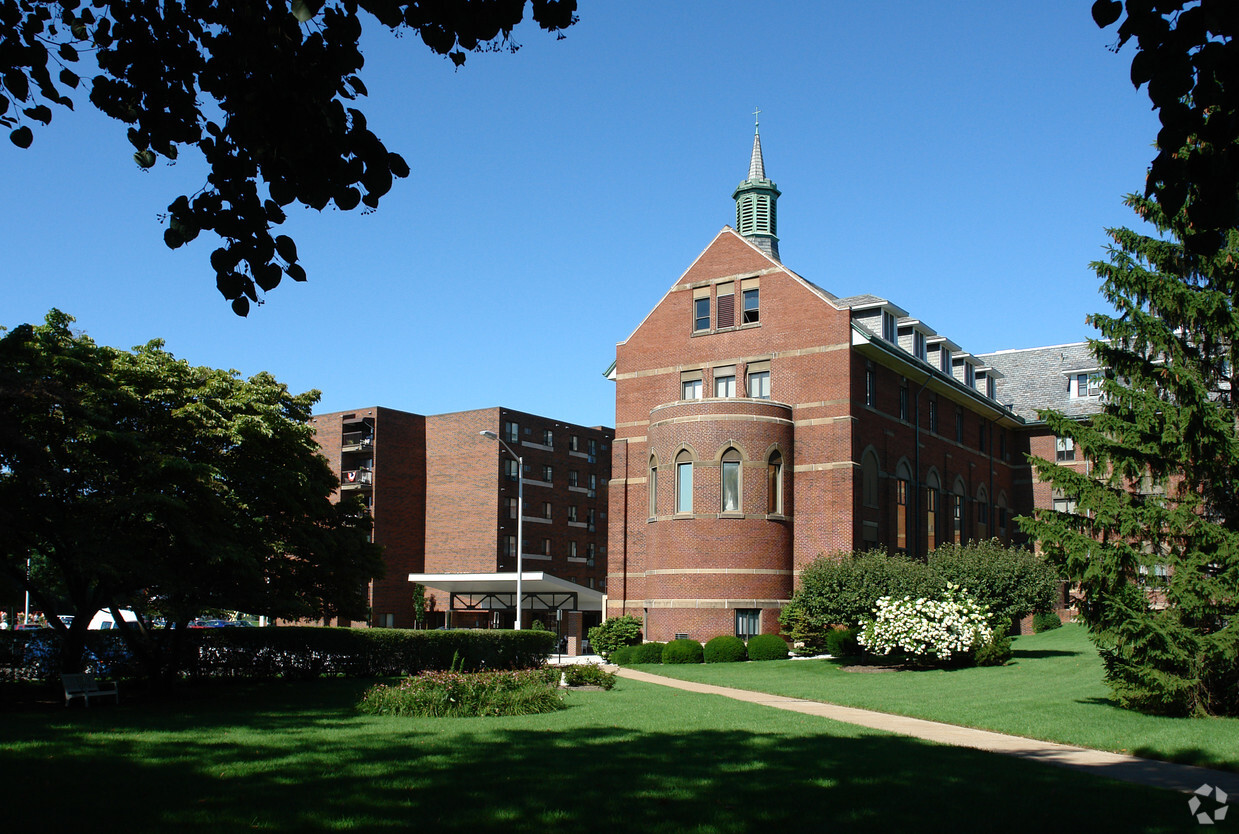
left=587, top=615, right=642, bottom=659
left=661, top=639, right=704, bottom=664
left=703, top=635, right=747, bottom=663
left=631, top=641, right=665, bottom=664
left=746, top=633, right=789, bottom=661
left=824, top=626, right=861, bottom=657
left=974, top=633, right=1013, bottom=666
left=610, top=645, right=636, bottom=666
left=1032, top=611, right=1063, bottom=633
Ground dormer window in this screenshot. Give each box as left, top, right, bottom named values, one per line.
left=940, top=347, right=952, bottom=374
left=1072, top=372, right=1102, bottom=398
left=965, top=363, right=976, bottom=388
left=881, top=311, right=897, bottom=343
left=913, top=331, right=927, bottom=361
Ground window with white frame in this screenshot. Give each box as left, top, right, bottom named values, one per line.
left=1055, top=436, right=1075, bottom=462
left=721, top=448, right=742, bottom=512
left=675, top=451, right=693, bottom=514
left=1072, top=372, right=1102, bottom=398
left=747, top=360, right=771, bottom=399
left=648, top=456, right=658, bottom=517
left=714, top=366, right=736, bottom=397
left=767, top=451, right=784, bottom=514
left=681, top=370, right=703, bottom=400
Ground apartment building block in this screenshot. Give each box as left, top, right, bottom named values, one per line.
left=309, top=405, right=613, bottom=640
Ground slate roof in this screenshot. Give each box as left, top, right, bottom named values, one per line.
left=978, top=342, right=1104, bottom=422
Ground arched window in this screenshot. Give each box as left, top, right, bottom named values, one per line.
left=767, top=450, right=784, bottom=515
left=721, top=448, right=742, bottom=512
left=976, top=484, right=989, bottom=540
left=895, top=461, right=912, bottom=554
left=861, top=449, right=879, bottom=508
left=952, top=477, right=966, bottom=544
left=675, top=450, right=693, bottom=514
left=925, top=470, right=940, bottom=553
left=648, top=455, right=658, bottom=518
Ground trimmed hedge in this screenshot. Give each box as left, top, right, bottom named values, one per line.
left=631, top=642, right=665, bottom=664
left=747, top=633, right=790, bottom=661
left=662, top=639, right=704, bottom=664
left=0, top=627, right=556, bottom=683
left=610, top=645, right=637, bottom=666
left=704, top=635, right=747, bottom=663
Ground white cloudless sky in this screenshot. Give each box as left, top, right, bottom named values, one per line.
left=2, top=2, right=1161, bottom=429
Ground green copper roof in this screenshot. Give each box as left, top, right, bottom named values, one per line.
left=733, top=114, right=780, bottom=260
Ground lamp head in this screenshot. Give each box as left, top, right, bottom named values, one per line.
left=479, top=430, right=499, bottom=441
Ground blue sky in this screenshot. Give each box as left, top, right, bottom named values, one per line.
left=2, top=2, right=1160, bottom=430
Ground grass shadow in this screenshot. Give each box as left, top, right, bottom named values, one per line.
left=1011, top=649, right=1083, bottom=659
left=0, top=678, right=1192, bottom=833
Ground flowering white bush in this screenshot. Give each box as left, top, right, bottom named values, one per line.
left=858, top=583, right=993, bottom=662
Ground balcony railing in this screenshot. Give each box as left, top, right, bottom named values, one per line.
left=341, top=469, right=373, bottom=487
left=341, top=433, right=373, bottom=451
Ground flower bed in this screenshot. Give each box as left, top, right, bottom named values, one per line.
left=358, top=668, right=564, bottom=717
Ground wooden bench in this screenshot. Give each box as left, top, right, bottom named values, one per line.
left=61, top=673, right=119, bottom=707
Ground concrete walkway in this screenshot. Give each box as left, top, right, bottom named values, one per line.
left=614, top=666, right=1239, bottom=796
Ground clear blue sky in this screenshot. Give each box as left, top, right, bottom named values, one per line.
left=2, top=2, right=1160, bottom=430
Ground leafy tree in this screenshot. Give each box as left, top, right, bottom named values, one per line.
left=1091, top=0, right=1238, bottom=269
left=1021, top=196, right=1238, bottom=716
left=0, top=1, right=577, bottom=315
left=0, top=310, right=384, bottom=674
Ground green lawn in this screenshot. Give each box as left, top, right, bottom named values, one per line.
left=636, top=624, right=1239, bottom=772
left=0, top=673, right=1193, bottom=832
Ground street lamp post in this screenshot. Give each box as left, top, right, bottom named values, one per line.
left=479, top=430, right=524, bottom=630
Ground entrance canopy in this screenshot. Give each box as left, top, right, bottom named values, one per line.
left=408, top=571, right=604, bottom=613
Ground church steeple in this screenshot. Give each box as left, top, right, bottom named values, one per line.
left=732, top=109, right=781, bottom=260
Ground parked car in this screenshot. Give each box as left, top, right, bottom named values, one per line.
left=88, top=609, right=139, bottom=630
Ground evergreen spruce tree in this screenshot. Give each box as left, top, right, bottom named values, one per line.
left=1021, top=195, right=1238, bottom=716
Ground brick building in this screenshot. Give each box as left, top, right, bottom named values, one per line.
left=309, top=405, right=613, bottom=645
left=606, top=124, right=1101, bottom=642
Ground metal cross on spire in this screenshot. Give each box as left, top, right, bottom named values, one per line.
left=753, top=106, right=761, bottom=133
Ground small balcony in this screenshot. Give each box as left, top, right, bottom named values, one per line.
left=341, top=432, right=374, bottom=453
left=341, top=469, right=373, bottom=489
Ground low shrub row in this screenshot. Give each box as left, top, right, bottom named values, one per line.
left=0, top=627, right=557, bottom=683
left=611, top=634, right=790, bottom=665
